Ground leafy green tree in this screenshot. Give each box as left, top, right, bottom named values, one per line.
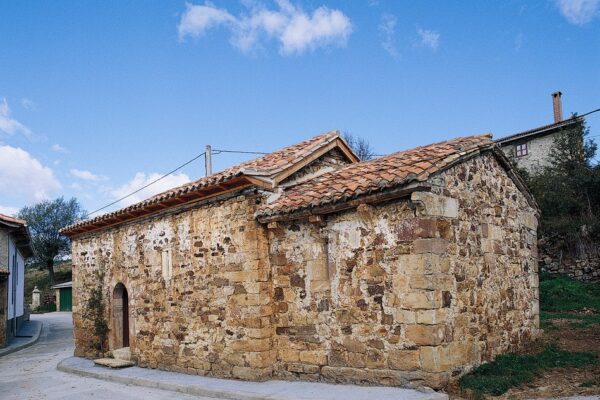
left=524, top=120, right=600, bottom=256
left=18, top=197, right=86, bottom=285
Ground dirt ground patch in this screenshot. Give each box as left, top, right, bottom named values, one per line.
left=445, top=322, right=600, bottom=399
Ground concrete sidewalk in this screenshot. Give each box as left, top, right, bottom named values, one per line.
left=58, top=356, right=448, bottom=400
left=0, top=318, right=42, bottom=357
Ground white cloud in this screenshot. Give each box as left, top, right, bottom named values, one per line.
left=0, top=145, right=61, bottom=203
left=379, top=13, right=399, bottom=58
left=0, top=205, right=19, bottom=216
left=111, top=172, right=191, bottom=207
left=51, top=144, right=68, bottom=153
left=178, top=1, right=353, bottom=55
left=70, top=168, right=108, bottom=182
left=417, top=28, right=440, bottom=51
left=0, top=98, right=32, bottom=138
left=21, top=98, right=35, bottom=110
left=178, top=2, right=235, bottom=38
left=556, top=0, right=599, bottom=25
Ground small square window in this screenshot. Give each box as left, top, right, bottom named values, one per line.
left=516, top=143, right=528, bottom=157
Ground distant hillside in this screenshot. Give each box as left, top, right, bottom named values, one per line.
left=25, top=260, right=72, bottom=312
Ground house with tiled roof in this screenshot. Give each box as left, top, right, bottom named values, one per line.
left=0, top=213, right=33, bottom=346
left=495, top=91, right=584, bottom=173
left=62, top=130, right=539, bottom=390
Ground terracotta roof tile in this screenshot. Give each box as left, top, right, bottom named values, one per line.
left=0, top=213, right=26, bottom=227
left=61, top=130, right=349, bottom=235
left=257, top=134, right=493, bottom=219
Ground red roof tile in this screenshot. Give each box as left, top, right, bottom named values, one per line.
left=257, top=134, right=494, bottom=220
left=61, top=130, right=356, bottom=235
left=0, top=213, right=26, bottom=227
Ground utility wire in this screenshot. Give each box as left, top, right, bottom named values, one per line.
left=84, top=107, right=600, bottom=219
left=213, top=149, right=269, bottom=155
left=578, top=108, right=600, bottom=119
left=85, top=152, right=206, bottom=218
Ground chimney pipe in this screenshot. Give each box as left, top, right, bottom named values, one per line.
left=552, top=91, right=563, bottom=123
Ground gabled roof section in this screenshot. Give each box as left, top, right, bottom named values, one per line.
left=0, top=213, right=33, bottom=259
left=61, top=130, right=358, bottom=237
left=495, top=116, right=583, bottom=145
left=257, top=134, right=500, bottom=222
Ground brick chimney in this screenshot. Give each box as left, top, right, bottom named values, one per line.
left=552, top=91, right=563, bottom=123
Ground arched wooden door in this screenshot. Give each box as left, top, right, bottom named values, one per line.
left=113, top=283, right=129, bottom=348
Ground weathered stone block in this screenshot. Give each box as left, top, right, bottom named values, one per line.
left=411, top=192, right=459, bottom=218
left=299, top=350, right=327, bottom=365
left=388, top=349, right=420, bottom=371
left=413, top=239, right=449, bottom=255
left=405, top=324, right=445, bottom=346
left=403, top=291, right=442, bottom=310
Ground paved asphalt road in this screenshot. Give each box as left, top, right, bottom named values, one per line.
left=0, top=312, right=209, bottom=400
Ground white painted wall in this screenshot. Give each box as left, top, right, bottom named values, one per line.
left=7, top=235, right=25, bottom=320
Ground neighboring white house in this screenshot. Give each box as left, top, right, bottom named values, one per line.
left=0, top=213, right=33, bottom=346
left=495, top=91, right=584, bottom=173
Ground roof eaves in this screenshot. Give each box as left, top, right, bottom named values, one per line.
left=495, top=117, right=582, bottom=144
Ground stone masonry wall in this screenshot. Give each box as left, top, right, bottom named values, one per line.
left=72, top=190, right=276, bottom=380
left=268, top=153, right=539, bottom=389
left=0, top=228, right=8, bottom=271
left=0, top=277, right=7, bottom=346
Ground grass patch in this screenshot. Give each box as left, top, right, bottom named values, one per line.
left=540, top=273, right=600, bottom=312
left=541, top=312, right=600, bottom=329
left=459, top=345, right=598, bottom=396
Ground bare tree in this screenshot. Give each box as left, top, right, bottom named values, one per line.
left=342, top=132, right=376, bottom=161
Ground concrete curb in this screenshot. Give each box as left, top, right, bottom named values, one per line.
left=58, top=356, right=448, bottom=400
left=0, top=320, right=43, bottom=358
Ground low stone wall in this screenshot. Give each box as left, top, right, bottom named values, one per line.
left=538, top=237, right=600, bottom=282
left=540, top=255, right=600, bottom=282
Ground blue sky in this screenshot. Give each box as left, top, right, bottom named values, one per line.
left=1, top=0, right=599, bottom=217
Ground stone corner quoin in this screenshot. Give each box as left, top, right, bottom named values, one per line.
left=67, top=138, right=540, bottom=390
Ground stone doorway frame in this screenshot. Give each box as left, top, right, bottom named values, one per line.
left=112, top=283, right=129, bottom=348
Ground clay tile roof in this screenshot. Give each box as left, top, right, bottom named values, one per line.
left=257, top=134, right=494, bottom=220
left=0, top=213, right=27, bottom=227
left=61, top=130, right=354, bottom=236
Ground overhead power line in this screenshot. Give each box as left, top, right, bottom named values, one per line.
left=85, top=151, right=206, bottom=218
left=84, top=107, right=600, bottom=219
left=578, top=108, right=600, bottom=119
left=213, top=149, right=269, bottom=155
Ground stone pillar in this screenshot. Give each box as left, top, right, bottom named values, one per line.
left=32, top=286, right=41, bottom=310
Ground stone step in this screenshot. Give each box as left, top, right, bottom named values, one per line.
left=93, top=358, right=135, bottom=369
left=111, top=347, right=131, bottom=361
